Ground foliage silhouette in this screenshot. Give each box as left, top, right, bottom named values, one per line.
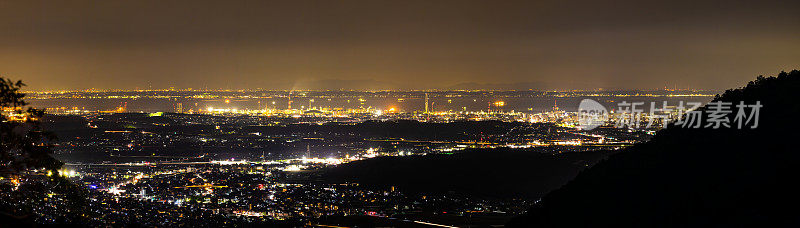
left=1, top=76, right=88, bottom=225
left=1, top=77, right=62, bottom=174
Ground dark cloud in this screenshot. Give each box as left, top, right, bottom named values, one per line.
left=1, top=0, right=798, bottom=90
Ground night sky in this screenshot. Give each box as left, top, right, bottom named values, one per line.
left=1, top=0, right=798, bottom=90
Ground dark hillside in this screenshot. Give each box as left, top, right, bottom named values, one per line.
left=325, top=148, right=614, bottom=199
left=508, top=70, right=800, bottom=227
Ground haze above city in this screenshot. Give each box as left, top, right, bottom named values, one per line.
left=1, top=0, right=799, bottom=91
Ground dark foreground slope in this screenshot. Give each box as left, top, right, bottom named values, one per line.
left=325, top=148, right=614, bottom=199
left=508, top=70, right=800, bottom=227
